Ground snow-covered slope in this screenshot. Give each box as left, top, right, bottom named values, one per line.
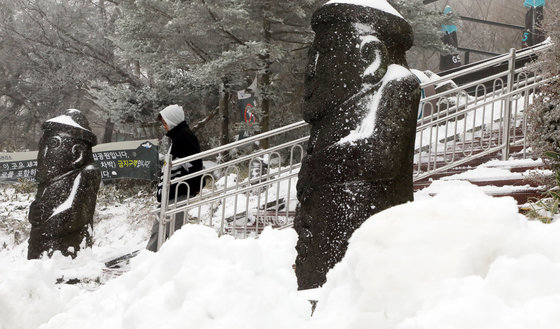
left=2, top=167, right=560, bottom=329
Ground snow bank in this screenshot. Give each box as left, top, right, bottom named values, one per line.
left=312, top=183, right=560, bottom=329
left=36, top=226, right=309, bottom=329
left=4, top=182, right=560, bottom=328
left=0, top=245, right=114, bottom=329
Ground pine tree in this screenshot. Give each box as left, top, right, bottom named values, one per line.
left=390, top=0, right=457, bottom=70
left=0, top=0, right=121, bottom=148
left=392, top=0, right=457, bottom=53
left=96, top=0, right=322, bottom=147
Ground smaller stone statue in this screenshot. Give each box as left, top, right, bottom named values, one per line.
left=27, top=109, right=101, bottom=259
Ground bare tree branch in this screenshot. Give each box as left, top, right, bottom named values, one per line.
left=200, top=0, right=247, bottom=45
left=191, top=106, right=219, bottom=133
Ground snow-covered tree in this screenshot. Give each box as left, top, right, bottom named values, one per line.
left=93, top=0, right=321, bottom=148
left=0, top=0, right=454, bottom=150
left=392, top=0, right=457, bottom=54
left=0, top=0, right=122, bottom=149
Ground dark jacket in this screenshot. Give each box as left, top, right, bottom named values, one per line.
left=157, top=121, right=204, bottom=202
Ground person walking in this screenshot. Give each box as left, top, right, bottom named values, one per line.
left=146, top=104, right=204, bottom=251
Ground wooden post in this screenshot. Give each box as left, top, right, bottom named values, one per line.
left=219, top=80, right=230, bottom=163
left=103, top=118, right=114, bottom=143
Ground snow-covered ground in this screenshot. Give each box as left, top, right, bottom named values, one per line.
left=2, top=159, right=560, bottom=329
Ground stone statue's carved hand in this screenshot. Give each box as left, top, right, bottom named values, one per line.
left=28, top=200, right=43, bottom=226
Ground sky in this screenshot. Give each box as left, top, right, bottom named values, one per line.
left=2, top=163, right=560, bottom=329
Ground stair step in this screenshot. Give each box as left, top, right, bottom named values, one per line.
left=487, top=189, right=546, bottom=205
left=414, top=157, right=552, bottom=205
left=413, top=118, right=550, bottom=205
left=442, top=176, right=544, bottom=188
left=424, top=187, right=546, bottom=206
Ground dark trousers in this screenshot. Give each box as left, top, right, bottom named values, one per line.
left=145, top=195, right=188, bottom=252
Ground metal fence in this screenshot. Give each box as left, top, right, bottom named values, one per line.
left=414, top=44, right=550, bottom=181
left=155, top=45, right=550, bottom=250
left=155, top=121, right=309, bottom=250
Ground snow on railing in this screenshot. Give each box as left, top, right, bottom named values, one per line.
left=155, top=45, right=551, bottom=250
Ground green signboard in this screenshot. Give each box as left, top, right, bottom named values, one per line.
left=0, top=140, right=159, bottom=182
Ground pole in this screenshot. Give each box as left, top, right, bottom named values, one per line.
left=532, top=6, right=535, bottom=43
left=157, top=153, right=172, bottom=251
left=502, top=48, right=516, bottom=161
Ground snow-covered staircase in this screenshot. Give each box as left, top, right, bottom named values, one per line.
left=412, top=44, right=553, bottom=205
left=413, top=125, right=551, bottom=205
left=414, top=156, right=550, bottom=205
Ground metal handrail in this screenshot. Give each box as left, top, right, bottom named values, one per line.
left=170, top=136, right=309, bottom=184
left=172, top=120, right=308, bottom=167
left=416, top=77, right=547, bottom=131
left=414, top=46, right=548, bottom=181
left=163, top=170, right=301, bottom=218
left=414, top=144, right=506, bottom=182
left=420, top=42, right=550, bottom=88
left=163, top=162, right=304, bottom=212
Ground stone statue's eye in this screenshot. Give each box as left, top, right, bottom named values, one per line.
left=46, top=137, right=61, bottom=149
left=316, top=37, right=333, bottom=53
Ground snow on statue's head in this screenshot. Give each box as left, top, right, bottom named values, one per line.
left=37, top=109, right=97, bottom=182
left=303, top=0, right=413, bottom=122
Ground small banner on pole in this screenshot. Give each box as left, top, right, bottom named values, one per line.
left=522, top=0, right=545, bottom=48
left=236, top=77, right=258, bottom=140
left=439, top=6, right=462, bottom=71
left=0, top=139, right=159, bottom=182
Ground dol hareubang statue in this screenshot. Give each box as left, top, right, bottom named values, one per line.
left=27, top=109, right=101, bottom=259
left=294, top=0, right=421, bottom=289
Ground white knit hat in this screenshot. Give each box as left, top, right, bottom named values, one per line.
left=159, top=104, right=185, bottom=130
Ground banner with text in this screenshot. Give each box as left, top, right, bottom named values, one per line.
left=0, top=140, right=159, bottom=182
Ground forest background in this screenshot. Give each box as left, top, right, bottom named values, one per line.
left=0, top=0, right=534, bottom=153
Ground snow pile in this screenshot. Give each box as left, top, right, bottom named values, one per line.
left=312, top=182, right=560, bottom=329
left=4, top=180, right=560, bottom=328
left=441, top=166, right=524, bottom=180
left=25, top=226, right=308, bottom=329
left=0, top=251, right=101, bottom=329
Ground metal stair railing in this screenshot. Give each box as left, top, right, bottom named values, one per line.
left=414, top=44, right=550, bottom=181
left=155, top=120, right=309, bottom=250
left=155, top=44, right=551, bottom=249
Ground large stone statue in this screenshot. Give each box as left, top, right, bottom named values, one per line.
left=294, top=0, right=421, bottom=289
left=28, top=109, right=101, bottom=259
